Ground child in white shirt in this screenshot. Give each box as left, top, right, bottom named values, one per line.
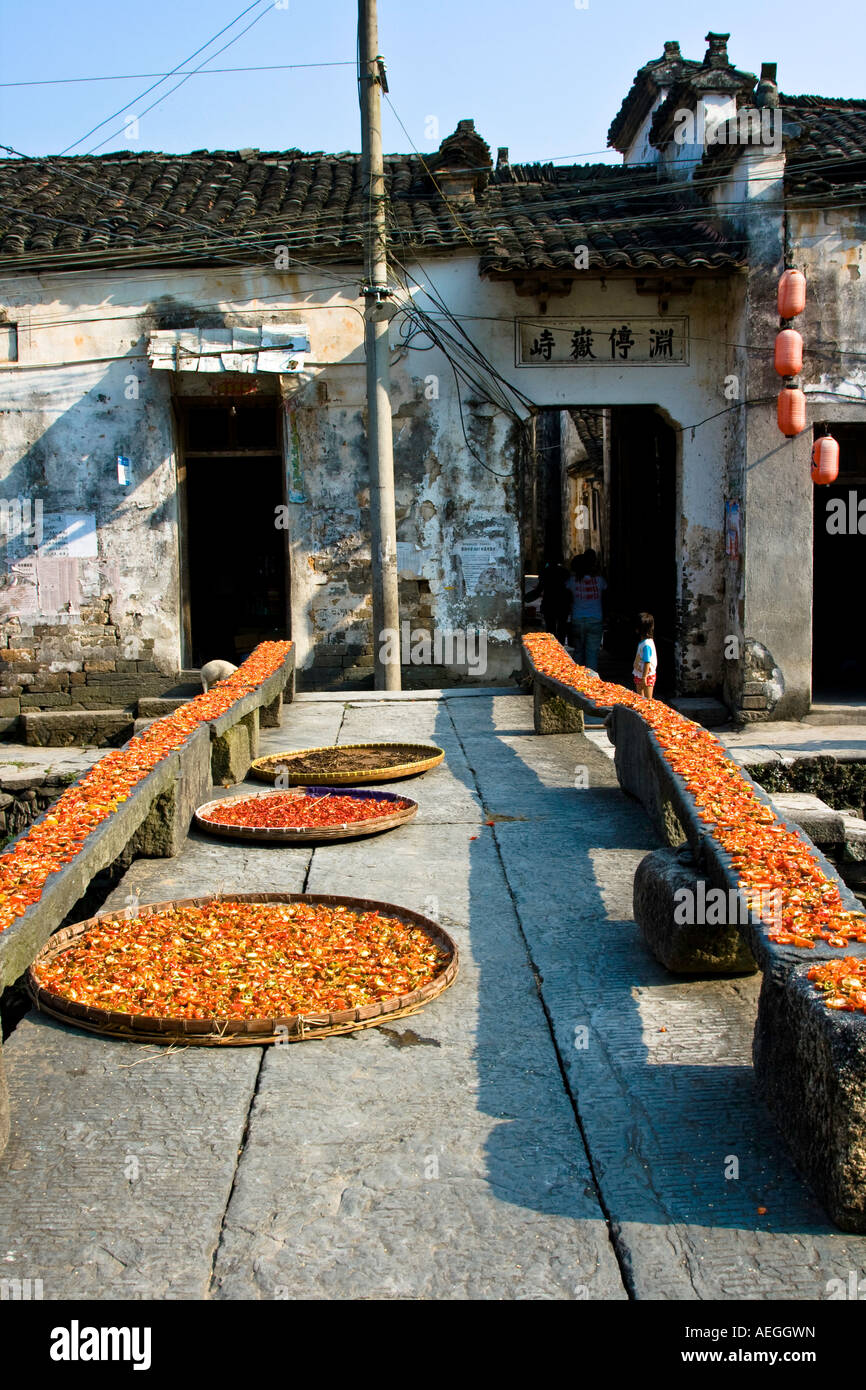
left=633, top=612, right=657, bottom=699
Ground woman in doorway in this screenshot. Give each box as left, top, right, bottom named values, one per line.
left=567, top=549, right=607, bottom=671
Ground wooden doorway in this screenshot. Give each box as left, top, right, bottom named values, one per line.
left=176, top=398, right=289, bottom=667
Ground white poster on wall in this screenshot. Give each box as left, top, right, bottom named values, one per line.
left=454, top=539, right=505, bottom=596
left=38, top=513, right=98, bottom=558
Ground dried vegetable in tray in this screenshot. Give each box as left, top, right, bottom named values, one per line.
left=198, top=790, right=413, bottom=831
left=32, top=900, right=451, bottom=1020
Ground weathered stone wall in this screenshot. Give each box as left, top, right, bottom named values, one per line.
left=0, top=259, right=526, bottom=699
left=284, top=274, right=523, bottom=687
left=0, top=595, right=167, bottom=735
left=0, top=253, right=749, bottom=701
left=0, top=778, right=64, bottom=844
left=710, top=153, right=866, bottom=719
left=422, top=261, right=739, bottom=695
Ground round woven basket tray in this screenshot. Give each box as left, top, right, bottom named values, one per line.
left=193, top=786, right=418, bottom=843
left=28, top=892, right=458, bottom=1046
left=249, top=742, right=445, bottom=786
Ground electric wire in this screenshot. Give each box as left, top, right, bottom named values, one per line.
left=84, top=4, right=277, bottom=157
left=0, top=62, right=356, bottom=89
left=58, top=0, right=272, bottom=155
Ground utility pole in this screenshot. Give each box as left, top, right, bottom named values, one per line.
left=359, top=0, right=401, bottom=690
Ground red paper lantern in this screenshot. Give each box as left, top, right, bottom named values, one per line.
left=774, top=328, right=803, bottom=376
left=811, top=435, right=840, bottom=484
left=778, top=387, right=807, bottom=436
left=778, top=269, right=807, bottom=318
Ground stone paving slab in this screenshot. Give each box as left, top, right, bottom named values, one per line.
left=335, top=701, right=484, bottom=825
left=0, top=1017, right=260, bottom=1300
left=0, top=745, right=103, bottom=783
left=718, top=723, right=866, bottom=765
left=242, top=697, right=345, bottom=757
left=211, top=818, right=625, bottom=1300
left=448, top=698, right=866, bottom=1298
left=4, top=693, right=866, bottom=1300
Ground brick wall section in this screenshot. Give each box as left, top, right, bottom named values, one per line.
left=302, top=571, right=436, bottom=688
left=0, top=598, right=170, bottom=734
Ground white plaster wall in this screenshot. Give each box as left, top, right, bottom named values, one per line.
left=0, top=251, right=737, bottom=688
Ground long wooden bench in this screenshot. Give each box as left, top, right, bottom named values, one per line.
left=0, top=644, right=294, bottom=1153
left=523, top=634, right=866, bottom=1232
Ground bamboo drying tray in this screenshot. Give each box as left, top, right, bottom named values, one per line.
left=27, top=892, right=458, bottom=1045
left=193, top=786, right=418, bottom=843
left=250, top=742, right=445, bottom=786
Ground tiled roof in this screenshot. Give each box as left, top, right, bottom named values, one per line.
left=609, top=34, right=756, bottom=155
left=0, top=150, right=414, bottom=267
left=692, top=95, right=866, bottom=196
left=781, top=95, right=866, bottom=194
left=479, top=163, right=744, bottom=274
left=0, top=145, right=745, bottom=277
left=607, top=40, right=702, bottom=154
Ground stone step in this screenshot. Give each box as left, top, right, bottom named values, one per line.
left=767, top=791, right=846, bottom=844
left=136, top=696, right=195, bottom=718
left=804, top=704, right=866, bottom=725
left=667, top=696, right=730, bottom=728
left=20, top=709, right=136, bottom=748
left=157, top=680, right=201, bottom=699
left=841, top=814, right=866, bottom=862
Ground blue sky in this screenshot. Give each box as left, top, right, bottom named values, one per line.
left=1, top=0, right=863, bottom=164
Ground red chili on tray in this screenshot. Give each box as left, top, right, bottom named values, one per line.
left=199, top=791, right=412, bottom=830
left=32, top=900, right=449, bottom=1019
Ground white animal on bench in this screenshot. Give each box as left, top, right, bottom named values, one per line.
left=200, top=659, right=238, bottom=692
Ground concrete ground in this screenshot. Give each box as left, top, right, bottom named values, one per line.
left=717, top=721, right=866, bottom=766
left=2, top=692, right=866, bottom=1300
left=583, top=717, right=866, bottom=770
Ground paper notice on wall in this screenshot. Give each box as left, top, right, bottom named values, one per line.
left=36, top=557, right=81, bottom=615
left=39, top=512, right=98, bottom=558
left=396, top=542, right=431, bottom=578
left=3, top=556, right=39, bottom=615
left=454, top=540, right=505, bottom=596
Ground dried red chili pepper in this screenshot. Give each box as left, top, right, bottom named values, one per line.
left=0, top=643, right=292, bottom=934
left=524, top=632, right=866, bottom=968
left=807, top=957, right=866, bottom=1013
left=34, top=900, right=449, bottom=1019
left=200, top=791, right=411, bottom=830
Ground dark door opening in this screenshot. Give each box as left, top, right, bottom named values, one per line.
left=813, top=422, right=866, bottom=700
left=521, top=404, right=677, bottom=692
left=179, top=400, right=288, bottom=667
left=607, top=407, right=677, bottom=694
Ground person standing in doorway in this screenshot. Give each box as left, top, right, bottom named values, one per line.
left=633, top=612, right=658, bottom=698
left=567, top=548, right=606, bottom=670
left=526, top=559, right=571, bottom=644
